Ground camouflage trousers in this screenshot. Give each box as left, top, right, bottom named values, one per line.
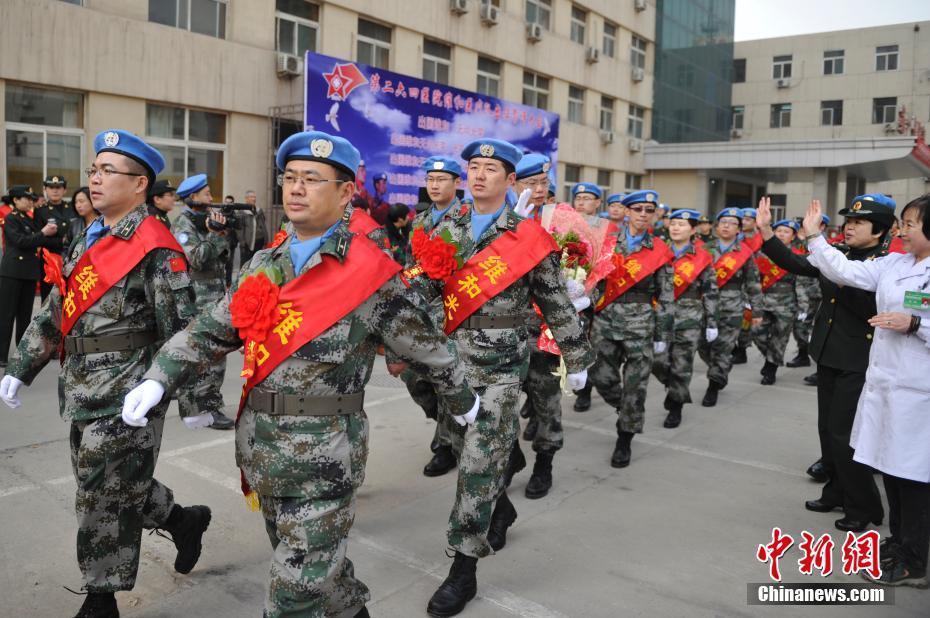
left=652, top=326, right=701, bottom=405
left=447, top=381, right=520, bottom=558
left=400, top=368, right=454, bottom=451
left=793, top=307, right=816, bottom=349
left=752, top=307, right=795, bottom=366
left=70, top=411, right=174, bottom=592
left=589, top=332, right=654, bottom=434
left=737, top=313, right=752, bottom=350
left=521, top=349, right=564, bottom=453
left=697, top=313, right=743, bottom=387
left=192, top=294, right=227, bottom=414
left=236, top=409, right=370, bottom=618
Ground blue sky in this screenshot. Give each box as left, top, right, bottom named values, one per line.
left=736, top=0, right=930, bottom=41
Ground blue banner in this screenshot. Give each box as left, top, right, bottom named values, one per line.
left=304, top=51, right=560, bottom=208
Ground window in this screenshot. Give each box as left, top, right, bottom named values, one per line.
left=823, top=49, right=844, bottom=75
left=58, top=0, right=82, bottom=4
left=275, top=0, right=318, bottom=57
left=628, top=104, right=645, bottom=138
left=149, top=0, right=226, bottom=38
left=876, top=45, right=898, bottom=71
left=872, top=97, right=897, bottom=124
left=567, top=86, right=585, bottom=124
left=600, top=96, right=615, bottom=133
left=603, top=22, right=617, bottom=58
left=731, top=106, right=744, bottom=130
left=570, top=6, right=586, bottom=44
left=5, top=84, right=83, bottom=191
left=423, top=39, right=451, bottom=85
left=770, top=103, right=791, bottom=128
left=481, top=0, right=501, bottom=6
left=597, top=169, right=611, bottom=197
left=476, top=56, right=501, bottom=97
left=146, top=103, right=226, bottom=197
left=563, top=164, right=580, bottom=202
left=522, top=71, right=549, bottom=110
left=631, top=36, right=647, bottom=70
left=525, top=0, right=551, bottom=30
left=625, top=173, right=642, bottom=191
left=357, top=18, right=391, bottom=69
left=820, top=100, right=843, bottom=126
left=772, top=55, right=792, bottom=79
left=733, top=58, right=746, bottom=83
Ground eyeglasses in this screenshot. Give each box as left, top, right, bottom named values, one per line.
left=520, top=179, right=549, bottom=189
left=627, top=206, right=656, bottom=214
left=277, top=173, right=348, bottom=188
left=425, top=175, right=454, bottom=185
left=574, top=195, right=598, bottom=203
left=84, top=167, right=143, bottom=180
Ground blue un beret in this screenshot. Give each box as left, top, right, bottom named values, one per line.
left=669, top=208, right=702, bottom=222
left=422, top=156, right=462, bottom=178
left=460, top=139, right=523, bottom=168
left=773, top=219, right=800, bottom=232
left=94, top=129, right=165, bottom=177
left=821, top=214, right=831, bottom=225
left=276, top=130, right=361, bottom=179
left=606, top=193, right=625, bottom=205
left=176, top=174, right=208, bottom=199
left=740, top=207, right=758, bottom=219
left=572, top=183, right=603, bottom=199
left=717, top=207, right=743, bottom=222
left=515, top=153, right=551, bottom=180
left=621, top=190, right=659, bottom=207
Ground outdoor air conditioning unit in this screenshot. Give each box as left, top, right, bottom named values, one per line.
left=884, top=122, right=899, bottom=134
left=632, top=67, right=645, bottom=82
left=276, top=52, right=302, bottom=78
left=600, top=130, right=614, bottom=144
left=585, top=46, right=600, bottom=64
left=526, top=22, right=544, bottom=42
left=776, top=78, right=790, bottom=88
left=480, top=3, right=499, bottom=25
left=628, top=137, right=643, bottom=152
left=730, top=128, right=743, bottom=138
left=634, top=0, right=647, bottom=12
left=450, top=0, right=469, bottom=15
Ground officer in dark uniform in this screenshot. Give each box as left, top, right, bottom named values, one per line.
left=147, top=179, right=177, bottom=228
left=757, top=194, right=892, bottom=532
left=33, top=175, right=76, bottom=301
left=0, top=186, right=59, bottom=366
left=696, top=214, right=714, bottom=244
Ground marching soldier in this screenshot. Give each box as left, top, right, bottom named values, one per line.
left=146, top=178, right=177, bottom=228
left=572, top=182, right=602, bottom=216
left=0, top=130, right=212, bottom=618
left=786, top=214, right=830, bottom=370
left=651, top=209, right=719, bottom=428
left=732, top=206, right=763, bottom=364
left=606, top=193, right=626, bottom=226
left=696, top=214, right=714, bottom=244
left=697, top=207, right=763, bottom=406
left=590, top=190, right=674, bottom=467
left=121, top=130, right=479, bottom=618
left=34, top=174, right=76, bottom=301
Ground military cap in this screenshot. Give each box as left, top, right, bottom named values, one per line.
left=606, top=193, right=625, bottom=205
left=839, top=193, right=896, bottom=227
left=773, top=219, right=800, bottom=232
left=717, top=207, right=743, bottom=222
left=422, top=156, right=463, bottom=178
left=275, top=130, right=361, bottom=180
left=621, top=190, right=659, bottom=207
left=821, top=214, right=831, bottom=225
left=93, top=129, right=165, bottom=177
left=740, top=207, right=758, bottom=219
left=572, top=183, right=602, bottom=199
left=148, top=179, right=176, bottom=199
left=176, top=174, right=209, bottom=199
left=2, top=185, right=38, bottom=201
left=43, top=175, right=67, bottom=188
left=515, top=153, right=551, bottom=180
left=698, top=214, right=711, bottom=223
left=669, top=208, right=702, bottom=225
left=460, top=139, right=523, bottom=168
left=372, top=172, right=388, bottom=182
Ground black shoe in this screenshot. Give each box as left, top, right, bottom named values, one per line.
left=487, top=493, right=517, bottom=551
left=522, top=418, right=538, bottom=442
left=806, top=460, right=829, bottom=483
left=501, top=440, right=526, bottom=488
left=161, top=504, right=212, bottom=574
left=835, top=515, right=882, bottom=532
left=524, top=451, right=554, bottom=499
left=210, top=410, right=235, bottom=430
left=803, top=372, right=818, bottom=386
left=573, top=383, right=592, bottom=412
left=863, top=557, right=929, bottom=588
left=786, top=350, right=811, bottom=368
left=518, top=398, right=532, bottom=419
left=701, top=381, right=722, bottom=407
left=880, top=537, right=900, bottom=567
left=663, top=401, right=682, bottom=429
left=731, top=347, right=748, bottom=365
left=426, top=552, right=478, bottom=617
left=804, top=499, right=842, bottom=513
left=424, top=445, right=457, bottom=477
left=74, top=592, right=119, bottom=618
left=354, top=607, right=370, bottom=618
left=760, top=361, right=777, bottom=385
left=611, top=431, right=634, bottom=468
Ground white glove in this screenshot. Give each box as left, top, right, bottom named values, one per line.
left=121, top=380, right=166, bottom=428
left=512, top=188, right=535, bottom=218
left=705, top=327, right=719, bottom=343
left=571, top=296, right=591, bottom=312
left=453, top=395, right=481, bottom=427
left=797, top=312, right=807, bottom=321
left=567, top=369, right=587, bottom=391
left=183, top=413, right=215, bottom=429
left=653, top=341, right=667, bottom=354
left=0, top=375, right=24, bottom=409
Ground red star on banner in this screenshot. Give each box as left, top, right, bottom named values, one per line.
left=322, top=63, right=368, bottom=100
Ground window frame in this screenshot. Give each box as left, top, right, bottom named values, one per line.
left=820, top=100, right=843, bottom=126
left=596, top=168, right=611, bottom=198
left=631, top=35, right=647, bottom=70
left=732, top=58, right=746, bottom=83
left=149, top=0, right=227, bottom=39
left=476, top=56, right=501, bottom=97
left=624, top=173, right=642, bottom=192
left=872, top=97, right=898, bottom=124
left=770, top=103, right=791, bottom=128
left=600, top=96, right=615, bottom=133
left=525, top=0, right=552, bottom=30
left=570, top=5, right=587, bottom=45
left=823, top=49, right=844, bottom=75
left=731, top=105, right=744, bottom=130
left=522, top=70, right=550, bottom=111
left=275, top=1, right=319, bottom=57
left=567, top=85, right=585, bottom=124
left=357, top=18, right=392, bottom=69
left=422, top=39, right=452, bottom=85
left=603, top=21, right=617, bottom=58
left=145, top=102, right=227, bottom=197
left=875, top=44, right=899, bottom=71
left=627, top=103, right=645, bottom=138
left=772, top=54, right=792, bottom=79
left=563, top=163, right=580, bottom=202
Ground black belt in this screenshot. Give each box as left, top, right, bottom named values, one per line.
left=459, top=315, right=524, bottom=329
left=246, top=388, right=364, bottom=416
left=189, top=270, right=224, bottom=282
left=63, top=331, right=158, bottom=354
left=617, top=292, right=654, bottom=304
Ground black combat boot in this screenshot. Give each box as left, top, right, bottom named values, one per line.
left=663, top=398, right=683, bottom=429
left=487, top=492, right=518, bottom=551
left=501, top=440, right=526, bottom=488
left=760, top=361, right=777, bottom=385
left=731, top=346, right=748, bottom=365
left=611, top=431, right=634, bottom=468
left=209, top=410, right=235, bottom=430
left=804, top=372, right=818, bottom=386
left=160, top=504, right=212, bottom=574
left=353, top=607, right=370, bottom=618
left=426, top=551, right=478, bottom=617
left=519, top=397, right=533, bottom=418
left=786, top=345, right=811, bottom=367
left=522, top=417, right=538, bottom=441
left=424, top=445, right=457, bottom=477
left=701, top=379, right=723, bottom=407
left=74, top=592, right=119, bottom=618
left=524, top=450, right=554, bottom=499
left=573, top=381, right=593, bottom=412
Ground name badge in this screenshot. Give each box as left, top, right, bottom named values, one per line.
left=903, top=290, right=930, bottom=310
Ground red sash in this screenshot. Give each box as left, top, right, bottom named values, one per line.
left=828, top=233, right=845, bottom=245
left=441, top=220, right=558, bottom=334
left=756, top=247, right=806, bottom=291
left=713, top=242, right=755, bottom=288
left=672, top=247, right=713, bottom=299
left=595, top=238, right=673, bottom=312
left=57, top=216, right=184, bottom=337
left=743, top=233, right=763, bottom=253
left=889, top=236, right=905, bottom=254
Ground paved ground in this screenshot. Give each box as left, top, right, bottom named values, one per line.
left=0, top=342, right=925, bottom=618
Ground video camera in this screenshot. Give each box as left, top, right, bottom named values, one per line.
left=184, top=200, right=255, bottom=232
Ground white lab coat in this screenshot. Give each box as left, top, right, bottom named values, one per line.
left=807, top=235, right=930, bottom=483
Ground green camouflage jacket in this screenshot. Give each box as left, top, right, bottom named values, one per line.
left=705, top=238, right=764, bottom=317
left=668, top=243, right=719, bottom=331
left=173, top=207, right=229, bottom=303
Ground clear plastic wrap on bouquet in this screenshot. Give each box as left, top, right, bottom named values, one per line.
left=538, top=203, right=617, bottom=294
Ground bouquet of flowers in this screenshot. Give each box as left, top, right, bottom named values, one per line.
left=539, top=204, right=616, bottom=295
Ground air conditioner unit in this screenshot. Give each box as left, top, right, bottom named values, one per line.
left=480, top=3, right=499, bottom=25
left=884, top=122, right=899, bottom=134
left=730, top=128, right=743, bottom=138
left=631, top=67, right=645, bottom=82
left=628, top=137, right=642, bottom=152
left=585, top=46, right=600, bottom=64
left=600, top=130, right=614, bottom=144
left=776, top=77, right=790, bottom=88
left=450, top=0, right=469, bottom=15
left=634, top=0, right=647, bottom=12
left=276, top=52, right=302, bottom=78
left=526, top=22, right=543, bottom=42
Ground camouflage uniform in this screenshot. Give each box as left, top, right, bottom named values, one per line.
left=737, top=232, right=763, bottom=353
left=590, top=229, right=674, bottom=433
left=697, top=239, right=764, bottom=387
left=7, top=204, right=197, bottom=592
left=144, top=206, right=475, bottom=618
left=172, top=207, right=229, bottom=414
left=751, top=253, right=811, bottom=366
left=417, top=206, right=593, bottom=558
left=792, top=241, right=821, bottom=350
left=652, top=245, right=719, bottom=405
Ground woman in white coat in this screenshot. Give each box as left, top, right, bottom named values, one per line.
left=804, top=195, right=930, bottom=589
